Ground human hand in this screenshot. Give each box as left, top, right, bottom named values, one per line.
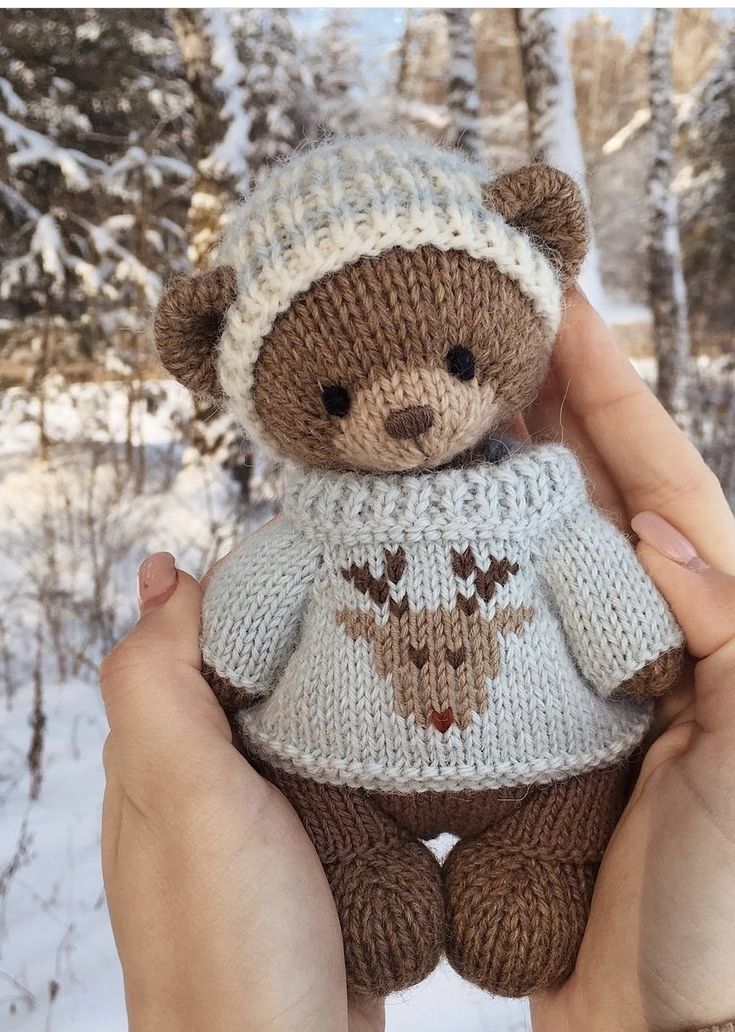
left=527, top=289, right=735, bottom=1031
left=100, top=552, right=384, bottom=1032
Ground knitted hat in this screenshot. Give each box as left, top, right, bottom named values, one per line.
left=155, top=136, right=590, bottom=448
left=214, top=137, right=564, bottom=443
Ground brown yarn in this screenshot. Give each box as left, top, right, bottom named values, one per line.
left=154, top=264, right=237, bottom=400
left=261, top=761, right=445, bottom=998
left=252, top=246, right=552, bottom=470
left=482, top=164, right=590, bottom=286
left=610, top=645, right=684, bottom=702
left=255, top=757, right=628, bottom=998
left=443, top=762, right=628, bottom=997
left=202, top=661, right=251, bottom=715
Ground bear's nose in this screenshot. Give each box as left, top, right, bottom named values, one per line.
left=384, top=405, right=435, bottom=440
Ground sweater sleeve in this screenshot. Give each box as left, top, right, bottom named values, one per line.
left=201, top=517, right=321, bottom=697
left=539, top=502, right=683, bottom=698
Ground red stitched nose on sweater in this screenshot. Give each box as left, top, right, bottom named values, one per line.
left=384, top=405, right=435, bottom=440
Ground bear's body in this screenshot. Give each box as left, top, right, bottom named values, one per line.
left=155, top=137, right=683, bottom=998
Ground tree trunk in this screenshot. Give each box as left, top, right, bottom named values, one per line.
left=647, top=8, right=690, bottom=417
left=444, top=9, right=483, bottom=158
left=514, top=8, right=607, bottom=313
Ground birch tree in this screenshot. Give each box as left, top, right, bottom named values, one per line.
left=444, top=9, right=482, bottom=158
left=647, top=8, right=690, bottom=416
left=514, top=8, right=607, bottom=312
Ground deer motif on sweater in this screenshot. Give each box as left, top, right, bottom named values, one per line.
left=336, top=546, right=533, bottom=732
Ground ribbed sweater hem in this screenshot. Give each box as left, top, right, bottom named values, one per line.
left=238, top=712, right=651, bottom=793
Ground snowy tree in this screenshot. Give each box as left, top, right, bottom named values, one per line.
left=392, top=11, right=450, bottom=141
left=514, top=9, right=607, bottom=312
left=170, top=9, right=255, bottom=501
left=444, top=9, right=482, bottom=158
left=309, top=10, right=362, bottom=135
left=238, top=9, right=317, bottom=176
left=647, top=8, right=690, bottom=416
left=0, top=10, right=191, bottom=355
left=171, top=8, right=247, bottom=268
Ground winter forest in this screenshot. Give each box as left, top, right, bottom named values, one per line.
left=0, top=8, right=734, bottom=1031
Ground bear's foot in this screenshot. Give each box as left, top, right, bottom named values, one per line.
left=330, top=838, right=444, bottom=997
left=443, top=836, right=597, bottom=996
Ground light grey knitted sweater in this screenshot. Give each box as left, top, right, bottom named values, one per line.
left=202, top=445, right=682, bottom=793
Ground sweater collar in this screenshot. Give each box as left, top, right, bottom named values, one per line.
left=282, top=444, right=587, bottom=544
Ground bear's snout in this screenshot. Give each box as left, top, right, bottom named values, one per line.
left=384, top=405, right=435, bottom=440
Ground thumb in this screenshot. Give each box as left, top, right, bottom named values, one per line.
left=632, top=512, right=735, bottom=660
left=100, top=553, right=230, bottom=781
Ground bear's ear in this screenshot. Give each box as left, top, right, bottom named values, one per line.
left=482, top=165, right=590, bottom=285
left=154, top=265, right=237, bottom=400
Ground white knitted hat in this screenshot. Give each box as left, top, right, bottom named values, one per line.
left=215, top=136, right=563, bottom=441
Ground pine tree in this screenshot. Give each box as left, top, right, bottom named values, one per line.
left=444, top=9, right=482, bottom=158
left=0, top=10, right=191, bottom=357
left=514, top=9, right=607, bottom=312
left=239, top=9, right=317, bottom=176
left=309, top=10, right=362, bottom=135
left=171, top=8, right=246, bottom=268
left=647, top=8, right=690, bottom=416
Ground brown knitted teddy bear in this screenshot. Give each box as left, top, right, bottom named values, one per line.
left=154, top=138, right=683, bottom=999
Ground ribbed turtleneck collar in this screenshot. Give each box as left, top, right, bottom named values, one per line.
left=282, top=444, right=587, bottom=545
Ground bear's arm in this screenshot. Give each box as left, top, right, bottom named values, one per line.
left=201, top=516, right=321, bottom=714
left=539, top=502, right=684, bottom=700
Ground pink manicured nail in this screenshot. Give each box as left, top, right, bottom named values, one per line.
left=137, top=552, right=178, bottom=613
left=631, top=512, right=709, bottom=572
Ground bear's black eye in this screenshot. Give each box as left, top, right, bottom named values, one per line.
left=446, top=346, right=476, bottom=381
left=322, top=384, right=351, bottom=417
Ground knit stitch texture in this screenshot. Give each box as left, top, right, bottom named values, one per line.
left=214, top=136, right=563, bottom=446
left=202, top=444, right=682, bottom=793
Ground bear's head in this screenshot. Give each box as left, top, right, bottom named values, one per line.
left=155, top=139, right=588, bottom=472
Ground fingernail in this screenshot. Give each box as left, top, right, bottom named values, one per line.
left=137, top=552, right=178, bottom=613
left=631, top=512, right=709, bottom=572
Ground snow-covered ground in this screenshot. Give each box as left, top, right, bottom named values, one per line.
left=0, top=381, right=530, bottom=1031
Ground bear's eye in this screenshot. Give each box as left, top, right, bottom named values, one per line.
left=322, top=384, right=351, bottom=418
left=446, top=346, right=476, bottom=381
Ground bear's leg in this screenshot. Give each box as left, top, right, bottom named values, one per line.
left=264, top=764, right=444, bottom=997
left=443, top=762, right=629, bottom=997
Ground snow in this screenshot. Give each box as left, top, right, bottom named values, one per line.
left=104, top=147, right=192, bottom=199
left=0, top=113, right=106, bottom=192
left=602, top=107, right=651, bottom=156
left=0, top=76, right=28, bottom=116
left=204, top=9, right=251, bottom=190
left=0, top=381, right=531, bottom=1032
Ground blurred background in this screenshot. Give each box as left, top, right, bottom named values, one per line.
left=0, top=7, right=733, bottom=1031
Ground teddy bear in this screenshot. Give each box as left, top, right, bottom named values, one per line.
left=154, top=137, right=683, bottom=999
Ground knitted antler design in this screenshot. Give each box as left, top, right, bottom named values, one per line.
left=337, top=547, right=532, bottom=732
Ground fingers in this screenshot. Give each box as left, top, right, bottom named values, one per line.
left=633, top=513, right=735, bottom=731
left=552, top=288, right=735, bottom=572
left=100, top=554, right=233, bottom=799
left=636, top=542, right=735, bottom=660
